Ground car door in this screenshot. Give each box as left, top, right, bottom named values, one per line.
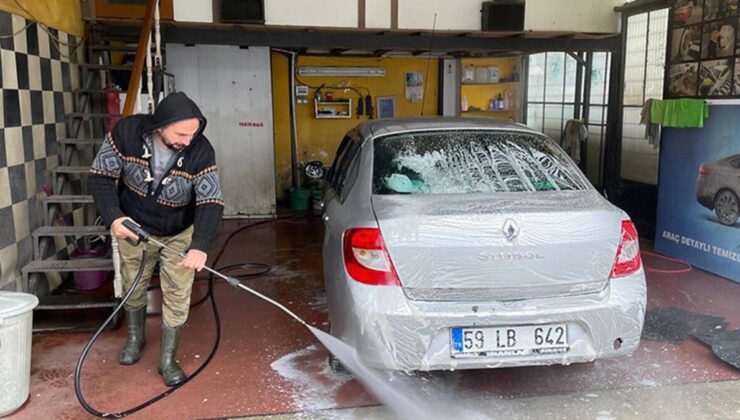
left=322, top=130, right=364, bottom=332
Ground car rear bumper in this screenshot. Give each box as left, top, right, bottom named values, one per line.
left=341, top=273, right=647, bottom=371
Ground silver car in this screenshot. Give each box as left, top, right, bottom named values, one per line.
left=321, top=118, right=646, bottom=371
left=697, top=153, right=740, bottom=226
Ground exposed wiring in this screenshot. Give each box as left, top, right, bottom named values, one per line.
left=12, top=0, right=86, bottom=60
left=420, top=13, right=437, bottom=116
left=642, top=250, right=693, bottom=274
left=0, top=21, right=33, bottom=39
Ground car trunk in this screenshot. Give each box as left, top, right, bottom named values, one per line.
left=371, top=191, right=624, bottom=301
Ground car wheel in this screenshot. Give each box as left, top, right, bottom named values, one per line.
left=714, top=189, right=740, bottom=226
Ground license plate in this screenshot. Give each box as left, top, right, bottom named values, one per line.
left=451, top=324, right=568, bottom=357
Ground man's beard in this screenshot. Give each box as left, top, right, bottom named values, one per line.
left=158, top=132, right=185, bottom=151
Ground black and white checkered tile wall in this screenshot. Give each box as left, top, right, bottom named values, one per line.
left=0, top=9, right=80, bottom=290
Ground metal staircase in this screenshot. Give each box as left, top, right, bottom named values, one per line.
left=22, top=1, right=165, bottom=332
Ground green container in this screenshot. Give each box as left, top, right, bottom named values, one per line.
left=288, top=188, right=310, bottom=211
left=310, top=189, right=324, bottom=215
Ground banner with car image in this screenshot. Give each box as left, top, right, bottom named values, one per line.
left=655, top=105, right=740, bottom=282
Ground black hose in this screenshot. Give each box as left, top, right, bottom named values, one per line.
left=73, top=219, right=282, bottom=418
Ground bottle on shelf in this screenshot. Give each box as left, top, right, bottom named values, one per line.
left=461, top=95, right=469, bottom=112
left=497, top=93, right=504, bottom=110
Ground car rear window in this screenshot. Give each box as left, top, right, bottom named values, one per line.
left=373, top=130, right=588, bottom=195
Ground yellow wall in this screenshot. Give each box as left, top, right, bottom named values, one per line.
left=271, top=54, right=439, bottom=199
left=0, top=0, right=83, bottom=37
left=271, top=52, right=293, bottom=200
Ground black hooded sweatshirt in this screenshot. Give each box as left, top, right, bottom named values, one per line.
left=89, top=92, right=224, bottom=252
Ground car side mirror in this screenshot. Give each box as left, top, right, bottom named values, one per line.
left=304, top=160, right=326, bottom=180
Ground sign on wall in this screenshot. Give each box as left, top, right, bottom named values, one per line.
left=655, top=105, right=740, bottom=283
left=665, top=0, right=740, bottom=98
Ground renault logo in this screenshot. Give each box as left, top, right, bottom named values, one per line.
left=502, top=219, right=520, bottom=241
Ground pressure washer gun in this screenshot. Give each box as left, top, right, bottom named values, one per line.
left=121, top=219, right=241, bottom=287
left=122, top=219, right=151, bottom=246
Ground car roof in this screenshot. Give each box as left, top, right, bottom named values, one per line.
left=357, top=117, right=538, bottom=139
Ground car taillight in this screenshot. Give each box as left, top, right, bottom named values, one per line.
left=610, top=220, right=642, bottom=279
left=699, top=164, right=709, bottom=176
left=343, top=228, right=401, bottom=286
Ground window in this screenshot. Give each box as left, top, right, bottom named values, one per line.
left=328, top=131, right=362, bottom=200
left=526, top=53, right=578, bottom=142
left=526, top=52, right=611, bottom=186
left=372, top=130, right=587, bottom=195
left=621, top=8, right=669, bottom=185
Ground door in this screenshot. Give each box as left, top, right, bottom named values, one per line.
left=95, top=0, right=174, bottom=20
left=166, top=44, right=276, bottom=217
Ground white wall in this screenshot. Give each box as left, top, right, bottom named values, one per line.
left=398, top=0, right=623, bottom=32
left=166, top=45, right=276, bottom=217
left=173, top=0, right=212, bottom=23
left=366, top=0, right=391, bottom=29
left=172, top=0, right=624, bottom=33
left=524, top=0, right=624, bottom=33
left=265, top=0, right=357, bottom=27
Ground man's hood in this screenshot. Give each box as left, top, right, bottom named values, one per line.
left=144, top=91, right=207, bottom=141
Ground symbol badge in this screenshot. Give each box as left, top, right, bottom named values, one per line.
left=502, top=219, right=520, bottom=242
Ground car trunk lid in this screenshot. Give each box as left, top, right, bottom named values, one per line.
left=371, top=191, right=623, bottom=301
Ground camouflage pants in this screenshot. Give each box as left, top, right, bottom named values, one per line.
left=118, top=225, right=195, bottom=327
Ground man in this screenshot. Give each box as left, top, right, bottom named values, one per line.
left=89, top=92, right=224, bottom=386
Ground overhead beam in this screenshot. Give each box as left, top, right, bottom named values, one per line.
left=152, top=24, right=621, bottom=53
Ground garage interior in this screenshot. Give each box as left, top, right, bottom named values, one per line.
left=0, top=0, right=739, bottom=419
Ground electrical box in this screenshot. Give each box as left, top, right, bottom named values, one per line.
left=481, top=1, right=525, bottom=31
left=217, top=0, right=265, bottom=24
left=295, top=85, right=309, bottom=104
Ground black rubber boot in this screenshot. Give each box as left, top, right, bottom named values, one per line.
left=119, top=306, right=147, bottom=365
left=158, top=324, right=186, bottom=386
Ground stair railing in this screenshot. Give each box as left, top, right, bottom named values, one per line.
left=113, top=0, right=162, bottom=297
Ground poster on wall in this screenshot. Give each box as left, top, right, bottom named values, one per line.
left=673, top=0, right=703, bottom=25
left=655, top=105, right=740, bottom=283
left=405, top=72, right=424, bottom=103
left=666, top=0, right=740, bottom=98
left=671, top=25, right=702, bottom=62
left=668, top=62, right=699, bottom=96
left=699, top=58, right=732, bottom=95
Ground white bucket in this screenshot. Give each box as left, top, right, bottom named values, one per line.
left=0, top=292, right=39, bottom=417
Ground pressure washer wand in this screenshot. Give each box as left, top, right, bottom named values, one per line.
left=121, top=220, right=308, bottom=326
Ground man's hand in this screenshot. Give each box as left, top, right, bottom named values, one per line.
left=111, top=217, right=140, bottom=241
left=179, top=249, right=207, bottom=272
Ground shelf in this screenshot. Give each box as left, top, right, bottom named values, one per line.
left=463, top=109, right=519, bottom=113
left=462, top=81, right=519, bottom=85
left=315, top=98, right=352, bottom=119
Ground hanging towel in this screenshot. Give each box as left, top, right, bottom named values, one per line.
left=561, top=119, right=588, bottom=164
left=640, top=99, right=661, bottom=150
left=650, top=98, right=709, bottom=128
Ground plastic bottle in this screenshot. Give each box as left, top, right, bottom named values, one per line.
left=461, top=95, right=469, bottom=112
